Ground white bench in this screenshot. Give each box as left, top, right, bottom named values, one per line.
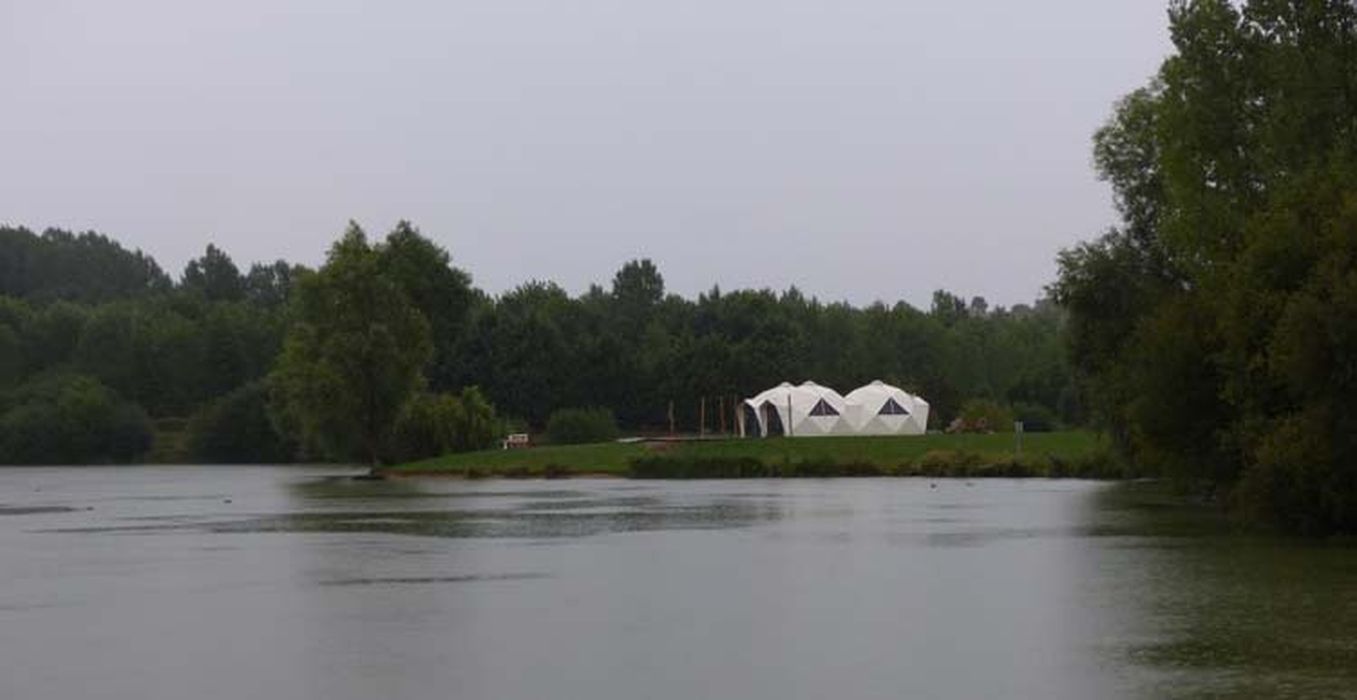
left=501, top=433, right=531, bottom=450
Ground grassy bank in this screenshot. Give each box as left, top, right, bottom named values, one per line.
left=380, top=430, right=1126, bottom=479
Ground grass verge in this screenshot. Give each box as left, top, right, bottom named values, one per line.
left=379, top=431, right=1129, bottom=480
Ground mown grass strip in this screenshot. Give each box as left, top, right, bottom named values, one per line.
left=379, top=431, right=1126, bottom=479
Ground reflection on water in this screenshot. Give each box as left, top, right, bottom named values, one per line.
left=0, top=467, right=1354, bottom=700
left=1084, top=483, right=1357, bottom=698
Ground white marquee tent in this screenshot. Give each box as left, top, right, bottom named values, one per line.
left=740, top=381, right=854, bottom=437
left=740, top=380, right=929, bottom=437
left=843, top=380, right=930, bottom=436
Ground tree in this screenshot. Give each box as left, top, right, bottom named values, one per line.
left=186, top=381, right=294, bottom=464
left=930, top=290, right=968, bottom=327
left=385, top=387, right=500, bottom=463
left=1054, top=0, right=1357, bottom=532
left=270, top=223, right=432, bottom=465
left=0, top=373, right=152, bottom=465
left=244, top=260, right=305, bottom=307
left=22, top=302, right=87, bottom=374
left=181, top=244, right=245, bottom=302
left=0, top=226, right=170, bottom=302
left=0, top=325, right=20, bottom=392
left=376, top=221, right=477, bottom=392
left=478, top=281, right=579, bottom=427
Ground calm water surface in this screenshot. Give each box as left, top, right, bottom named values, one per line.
left=2, top=467, right=1355, bottom=699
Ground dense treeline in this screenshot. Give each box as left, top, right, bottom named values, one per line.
left=0, top=222, right=1073, bottom=466
left=1054, top=0, right=1357, bottom=533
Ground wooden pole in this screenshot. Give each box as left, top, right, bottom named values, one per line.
left=700, top=396, right=707, bottom=438
left=719, top=395, right=727, bottom=435
left=668, top=400, right=675, bottom=437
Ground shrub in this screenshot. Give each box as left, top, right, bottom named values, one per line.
left=0, top=373, right=152, bottom=464
left=386, top=388, right=501, bottom=463
left=187, top=381, right=294, bottom=463
left=1010, top=401, right=1059, bottom=432
left=545, top=407, right=620, bottom=445
left=950, top=399, right=1015, bottom=433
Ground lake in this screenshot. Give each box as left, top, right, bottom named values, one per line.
left=2, top=467, right=1354, bottom=699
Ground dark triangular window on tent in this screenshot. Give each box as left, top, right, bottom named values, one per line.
left=878, top=397, right=910, bottom=416
left=809, top=398, right=840, bottom=416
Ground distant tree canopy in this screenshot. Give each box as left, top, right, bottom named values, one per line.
left=1053, top=0, right=1357, bottom=533
left=0, top=213, right=1074, bottom=467
left=0, top=226, right=170, bottom=301
left=0, top=373, right=151, bottom=465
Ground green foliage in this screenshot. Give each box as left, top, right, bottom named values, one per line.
left=545, top=407, right=621, bottom=445
left=181, top=244, right=245, bottom=302
left=0, top=298, right=33, bottom=393
left=1010, top=401, right=1059, bottom=433
left=0, top=373, right=152, bottom=464
left=0, top=221, right=1078, bottom=465
left=955, top=399, right=1015, bottom=433
left=22, top=302, right=87, bottom=373
left=1054, top=0, right=1357, bottom=532
left=186, top=381, right=294, bottom=464
left=270, top=223, right=433, bottom=465
left=243, top=261, right=304, bottom=307
left=377, top=221, right=478, bottom=392
left=386, top=388, right=501, bottom=463
left=0, top=226, right=170, bottom=302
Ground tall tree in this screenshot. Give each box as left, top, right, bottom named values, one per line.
left=270, top=224, right=432, bottom=465
left=375, top=221, right=477, bottom=392
left=181, top=244, right=245, bottom=302
left=1054, top=0, right=1357, bottom=532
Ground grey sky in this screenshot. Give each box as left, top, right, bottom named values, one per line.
left=2, top=1, right=1170, bottom=308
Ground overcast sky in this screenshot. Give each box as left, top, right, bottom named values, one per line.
left=2, top=1, right=1171, bottom=307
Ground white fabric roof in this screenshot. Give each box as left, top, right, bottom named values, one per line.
left=744, top=379, right=929, bottom=437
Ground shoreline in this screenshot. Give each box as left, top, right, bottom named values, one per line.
left=374, top=431, right=1128, bottom=481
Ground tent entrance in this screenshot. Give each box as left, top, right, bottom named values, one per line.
left=741, top=403, right=759, bottom=437
left=759, top=401, right=785, bottom=437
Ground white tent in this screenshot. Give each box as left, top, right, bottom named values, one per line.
left=741, top=379, right=929, bottom=437
left=741, top=381, right=854, bottom=437
left=843, top=380, right=930, bottom=435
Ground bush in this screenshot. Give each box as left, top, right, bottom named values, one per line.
left=385, top=387, right=501, bottom=463
left=1010, top=401, right=1059, bottom=432
left=0, top=373, right=152, bottom=464
left=186, top=381, right=294, bottom=463
left=951, top=399, right=1015, bottom=433
left=545, top=407, right=620, bottom=445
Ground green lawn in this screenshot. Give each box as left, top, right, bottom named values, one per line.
left=380, top=430, right=1108, bottom=478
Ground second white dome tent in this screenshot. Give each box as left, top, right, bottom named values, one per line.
left=740, top=380, right=929, bottom=437
left=842, top=380, right=930, bottom=436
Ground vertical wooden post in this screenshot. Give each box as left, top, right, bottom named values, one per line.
left=700, top=396, right=706, bottom=438
left=668, top=400, right=675, bottom=437
left=719, top=396, right=727, bottom=435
